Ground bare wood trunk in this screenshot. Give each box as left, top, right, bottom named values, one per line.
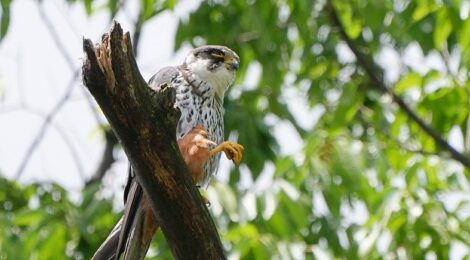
left=82, top=21, right=226, bottom=260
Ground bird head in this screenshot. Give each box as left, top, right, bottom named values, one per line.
left=184, top=45, right=239, bottom=99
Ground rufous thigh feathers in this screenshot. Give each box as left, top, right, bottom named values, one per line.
left=177, top=125, right=215, bottom=184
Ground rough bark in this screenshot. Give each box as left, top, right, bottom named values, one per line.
left=82, top=21, right=226, bottom=259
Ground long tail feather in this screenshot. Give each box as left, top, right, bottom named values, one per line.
left=122, top=193, right=159, bottom=260
left=91, top=217, right=123, bottom=260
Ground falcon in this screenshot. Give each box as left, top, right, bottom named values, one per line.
left=92, top=45, right=244, bottom=260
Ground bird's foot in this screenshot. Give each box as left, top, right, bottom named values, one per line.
left=209, top=141, right=244, bottom=165
left=197, top=188, right=211, bottom=206
left=202, top=195, right=211, bottom=206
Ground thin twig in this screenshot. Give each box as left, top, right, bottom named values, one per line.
left=85, top=129, right=118, bottom=187
left=38, top=3, right=74, bottom=70
left=132, top=7, right=144, bottom=57
left=38, top=2, right=104, bottom=126
left=440, top=44, right=467, bottom=91
left=35, top=2, right=114, bottom=183
left=357, top=108, right=444, bottom=158
left=439, top=46, right=470, bottom=153
left=2, top=104, right=86, bottom=179
left=328, top=3, right=470, bottom=169
left=15, top=70, right=80, bottom=179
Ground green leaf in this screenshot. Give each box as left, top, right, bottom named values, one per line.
left=395, top=73, right=422, bottom=94
left=165, top=0, right=176, bottom=10
left=108, top=0, right=119, bottom=17
left=433, top=8, right=452, bottom=49
left=329, top=84, right=364, bottom=131
left=213, top=182, right=238, bottom=219
left=0, top=0, right=11, bottom=40
left=458, top=17, right=470, bottom=49
left=38, top=224, right=67, bottom=259
left=334, top=1, right=362, bottom=39
left=14, top=210, right=44, bottom=226
left=420, top=87, right=468, bottom=133
left=309, top=62, right=328, bottom=80
left=282, top=192, right=309, bottom=229
left=412, top=0, right=438, bottom=22
left=267, top=207, right=291, bottom=236
left=141, top=0, right=154, bottom=20
left=84, top=0, right=93, bottom=15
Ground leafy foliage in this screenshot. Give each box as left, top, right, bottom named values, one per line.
left=2, top=0, right=470, bottom=259
left=0, top=176, right=120, bottom=259
left=173, top=0, right=470, bottom=258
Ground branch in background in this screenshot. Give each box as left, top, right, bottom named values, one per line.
left=132, top=8, right=144, bottom=57
left=82, top=22, right=226, bottom=258
left=328, top=4, right=470, bottom=169
left=85, top=129, right=118, bottom=187
left=439, top=44, right=466, bottom=89
left=40, top=1, right=122, bottom=186
left=15, top=70, right=81, bottom=179
left=439, top=46, right=470, bottom=153
left=3, top=104, right=86, bottom=180
left=14, top=3, right=95, bottom=180
left=357, top=108, right=445, bottom=158
left=38, top=3, right=74, bottom=71
left=39, top=2, right=105, bottom=126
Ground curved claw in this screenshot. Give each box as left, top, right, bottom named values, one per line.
left=209, top=141, right=244, bottom=165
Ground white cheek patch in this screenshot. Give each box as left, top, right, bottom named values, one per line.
left=212, top=68, right=232, bottom=87
left=186, top=56, right=235, bottom=100
left=187, top=59, right=213, bottom=79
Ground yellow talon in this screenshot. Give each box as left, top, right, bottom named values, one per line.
left=209, top=141, right=244, bottom=165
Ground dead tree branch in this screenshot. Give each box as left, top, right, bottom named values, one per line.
left=82, top=21, right=225, bottom=259
left=328, top=4, right=470, bottom=169
left=86, top=5, right=146, bottom=186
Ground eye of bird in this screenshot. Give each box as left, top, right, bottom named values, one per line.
left=211, top=49, right=225, bottom=59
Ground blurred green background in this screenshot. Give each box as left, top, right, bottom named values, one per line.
left=1, top=0, right=470, bottom=259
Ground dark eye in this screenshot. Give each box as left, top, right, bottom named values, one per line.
left=211, top=49, right=224, bottom=59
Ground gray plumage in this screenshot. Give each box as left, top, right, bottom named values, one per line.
left=149, top=45, right=239, bottom=184
left=148, top=65, right=223, bottom=185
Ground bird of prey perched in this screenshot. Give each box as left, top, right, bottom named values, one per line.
left=92, top=45, right=244, bottom=260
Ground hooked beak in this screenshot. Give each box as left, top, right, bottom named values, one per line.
left=224, top=56, right=239, bottom=71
